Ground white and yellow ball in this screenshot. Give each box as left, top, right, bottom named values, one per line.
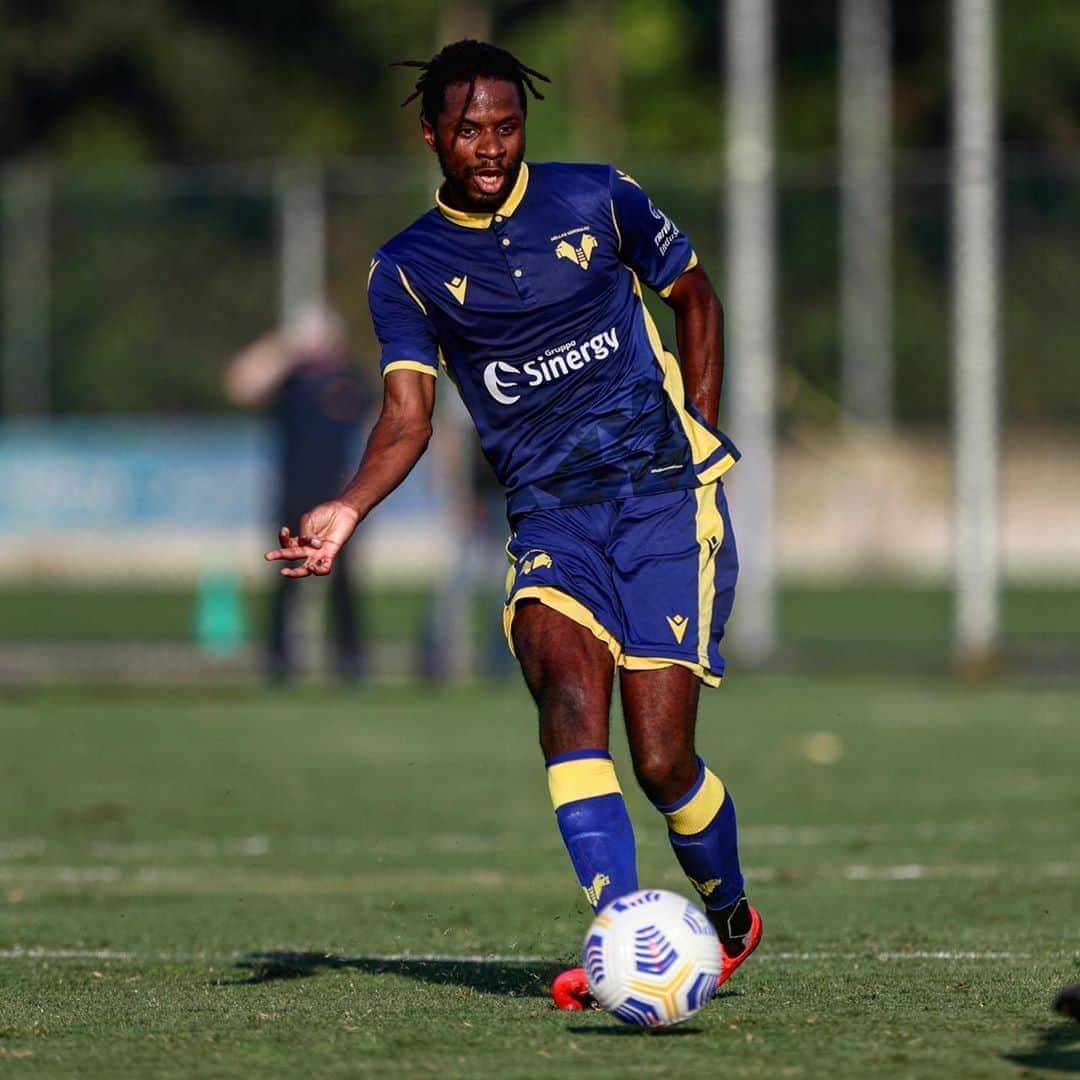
left=582, top=888, right=721, bottom=1026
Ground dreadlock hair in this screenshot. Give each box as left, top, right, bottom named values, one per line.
left=392, top=40, right=550, bottom=126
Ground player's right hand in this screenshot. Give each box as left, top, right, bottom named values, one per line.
left=264, top=500, right=361, bottom=578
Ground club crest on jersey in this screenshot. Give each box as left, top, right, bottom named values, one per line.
left=551, top=227, right=598, bottom=271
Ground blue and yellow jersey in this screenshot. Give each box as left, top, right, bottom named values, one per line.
left=367, top=161, right=739, bottom=518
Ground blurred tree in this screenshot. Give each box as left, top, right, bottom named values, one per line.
left=1, top=0, right=1078, bottom=421
left=2, top=0, right=1078, bottom=162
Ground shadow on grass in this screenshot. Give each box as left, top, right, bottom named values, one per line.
left=1003, top=1023, right=1080, bottom=1074
left=567, top=1025, right=702, bottom=1036
left=560, top=990, right=738, bottom=1036
left=221, top=951, right=564, bottom=998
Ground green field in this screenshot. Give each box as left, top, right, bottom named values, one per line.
left=4, top=582, right=1080, bottom=673
left=1, top=675, right=1077, bottom=1077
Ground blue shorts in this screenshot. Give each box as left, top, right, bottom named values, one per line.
left=502, top=482, right=738, bottom=686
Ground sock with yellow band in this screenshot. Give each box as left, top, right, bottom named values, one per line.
left=546, top=749, right=638, bottom=913
left=653, top=756, right=751, bottom=950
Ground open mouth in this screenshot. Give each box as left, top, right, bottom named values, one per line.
left=472, top=169, right=505, bottom=196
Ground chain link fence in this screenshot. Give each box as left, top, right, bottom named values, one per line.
left=0, top=152, right=1078, bottom=679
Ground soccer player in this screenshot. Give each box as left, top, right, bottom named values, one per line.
left=265, top=39, right=762, bottom=1010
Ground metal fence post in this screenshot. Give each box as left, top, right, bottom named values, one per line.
left=726, top=0, right=778, bottom=664
left=841, top=0, right=893, bottom=430
left=952, top=0, right=1001, bottom=670
left=276, top=161, right=326, bottom=325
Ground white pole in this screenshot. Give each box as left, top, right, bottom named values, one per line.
left=840, top=0, right=893, bottom=430
left=277, top=161, right=326, bottom=325
left=726, top=0, right=777, bottom=664
left=1, top=163, right=51, bottom=416
left=952, top=0, right=1000, bottom=668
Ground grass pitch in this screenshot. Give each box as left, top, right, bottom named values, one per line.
left=1, top=674, right=1078, bottom=1077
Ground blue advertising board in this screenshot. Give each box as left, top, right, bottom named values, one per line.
left=0, top=418, right=436, bottom=529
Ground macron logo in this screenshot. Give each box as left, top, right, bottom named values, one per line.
left=444, top=275, right=468, bottom=305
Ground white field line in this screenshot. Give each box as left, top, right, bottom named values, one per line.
left=0, top=821, right=1074, bottom=861
left=0, top=947, right=137, bottom=960
left=753, top=861, right=1080, bottom=882
left=0, top=947, right=1076, bottom=965
left=0, top=862, right=1077, bottom=891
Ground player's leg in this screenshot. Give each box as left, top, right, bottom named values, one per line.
left=329, top=549, right=363, bottom=682
left=505, top=504, right=642, bottom=1009
left=512, top=600, right=638, bottom=911
left=513, top=600, right=640, bottom=1011
left=620, top=664, right=755, bottom=964
left=611, top=481, right=761, bottom=981
left=268, top=573, right=294, bottom=683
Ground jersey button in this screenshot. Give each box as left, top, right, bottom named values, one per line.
left=513, top=269, right=523, bottom=278
left=501, top=237, right=511, bottom=247
left=494, top=215, right=504, bottom=223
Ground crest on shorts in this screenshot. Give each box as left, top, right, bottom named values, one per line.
left=666, top=614, right=689, bottom=644
left=520, top=550, right=553, bottom=575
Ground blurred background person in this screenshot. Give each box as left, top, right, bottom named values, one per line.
left=225, top=305, right=373, bottom=683
left=421, top=423, right=516, bottom=683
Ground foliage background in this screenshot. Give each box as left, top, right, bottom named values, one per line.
left=1, top=0, right=1078, bottom=422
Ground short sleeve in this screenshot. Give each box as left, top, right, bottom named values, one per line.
left=609, top=168, right=698, bottom=298
left=367, top=254, right=440, bottom=378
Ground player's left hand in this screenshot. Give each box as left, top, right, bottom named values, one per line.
left=264, top=499, right=360, bottom=578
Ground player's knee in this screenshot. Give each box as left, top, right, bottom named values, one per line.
left=631, top=747, right=697, bottom=805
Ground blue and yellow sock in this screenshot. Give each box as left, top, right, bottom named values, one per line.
left=654, top=757, right=746, bottom=917
left=546, top=749, right=638, bottom=913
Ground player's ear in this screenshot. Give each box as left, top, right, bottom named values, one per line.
left=420, top=117, right=437, bottom=153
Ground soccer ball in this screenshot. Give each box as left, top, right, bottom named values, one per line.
left=582, top=888, right=722, bottom=1027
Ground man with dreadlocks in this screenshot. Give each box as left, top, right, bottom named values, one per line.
left=266, top=39, right=762, bottom=1011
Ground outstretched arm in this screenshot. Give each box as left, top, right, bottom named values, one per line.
left=264, top=368, right=435, bottom=578
left=662, top=265, right=724, bottom=428
left=223, top=332, right=298, bottom=409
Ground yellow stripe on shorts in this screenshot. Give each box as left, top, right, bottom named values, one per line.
left=695, top=484, right=725, bottom=672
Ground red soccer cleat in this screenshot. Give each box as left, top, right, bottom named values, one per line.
left=551, top=966, right=597, bottom=1011
left=717, top=905, right=763, bottom=988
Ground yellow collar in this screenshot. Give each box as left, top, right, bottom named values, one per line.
left=435, top=162, right=529, bottom=229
